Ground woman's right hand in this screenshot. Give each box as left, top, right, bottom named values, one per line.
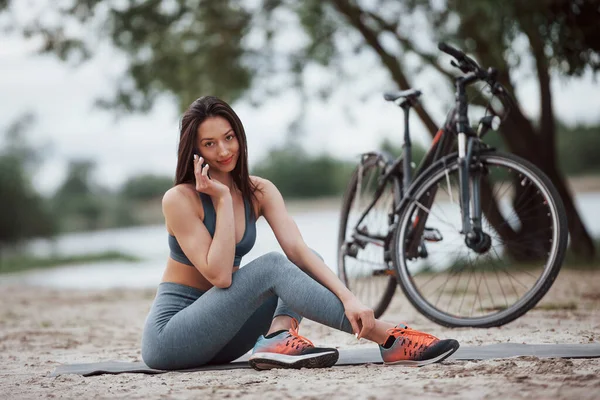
left=342, top=295, right=376, bottom=340
left=194, top=155, right=230, bottom=199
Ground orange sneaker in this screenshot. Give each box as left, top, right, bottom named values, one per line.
left=379, top=323, right=459, bottom=366
left=248, top=319, right=339, bottom=370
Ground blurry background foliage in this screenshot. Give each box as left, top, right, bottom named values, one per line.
left=0, top=0, right=599, bottom=260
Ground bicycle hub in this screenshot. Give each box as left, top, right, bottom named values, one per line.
left=465, top=231, right=492, bottom=254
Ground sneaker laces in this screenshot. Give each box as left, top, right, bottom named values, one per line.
left=285, top=318, right=314, bottom=350
left=386, top=323, right=438, bottom=349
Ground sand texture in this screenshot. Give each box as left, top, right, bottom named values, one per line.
left=1, top=269, right=600, bottom=399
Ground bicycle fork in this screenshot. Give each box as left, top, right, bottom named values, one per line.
left=457, top=133, right=491, bottom=253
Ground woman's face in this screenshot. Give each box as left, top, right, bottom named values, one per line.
left=196, top=116, right=240, bottom=173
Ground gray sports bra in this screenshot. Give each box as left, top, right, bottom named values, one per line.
left=168, top=192, right=257, bottom=267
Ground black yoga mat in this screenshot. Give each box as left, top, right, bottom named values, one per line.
left=50, top=343, right=600, bottom=377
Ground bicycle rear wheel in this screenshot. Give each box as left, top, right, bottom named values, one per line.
left=392, top=150, right=567, bottom=327
left=338, top=156, right=401, bottom=318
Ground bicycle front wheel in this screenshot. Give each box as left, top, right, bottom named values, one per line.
left=392, top=150, right=568, bottom=328
left=338, top=156, right=401, bottom=318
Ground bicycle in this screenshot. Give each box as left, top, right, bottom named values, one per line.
left=337, top=42, right=568, bottom=328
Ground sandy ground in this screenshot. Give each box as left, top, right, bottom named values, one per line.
left=1, top=268, right=599, bottom=400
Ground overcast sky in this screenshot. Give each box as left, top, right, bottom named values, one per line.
left=2, top=23, right=600, bottom=196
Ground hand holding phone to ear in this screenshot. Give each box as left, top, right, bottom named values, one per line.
left=193, top=155, right=230, bottom=198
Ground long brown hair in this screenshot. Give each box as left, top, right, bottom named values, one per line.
left=175, top=96, right=260, bottom=215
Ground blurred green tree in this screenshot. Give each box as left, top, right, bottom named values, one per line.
left=2, top=0, right=598, bottom=257
left=252, top=143, right=354, bottom=198
left=0, top=115, right=57, bottom=256
left=52, top=160, right=103, bottom=230
left=120, top=174, right=173, bottom=201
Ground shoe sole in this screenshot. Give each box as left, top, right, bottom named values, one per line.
left=384, top=340, right=460, bottom=367
left=248, top=351, right=339, bottom=371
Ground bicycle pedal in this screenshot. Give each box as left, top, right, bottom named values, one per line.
left=345, top=243, right=360, bottom=257
left=423, top=227, right=443, bottom=242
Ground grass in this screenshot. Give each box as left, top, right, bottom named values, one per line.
left=0, top=250, right=142, bottom=274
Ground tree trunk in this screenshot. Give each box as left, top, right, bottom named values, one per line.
left=479, top=175, right=552, bottom=263
left=500, top=109, right=595, bottom=260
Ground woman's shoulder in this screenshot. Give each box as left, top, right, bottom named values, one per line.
left=250, top=176, right=278, bottom=198
left=248, top=176, right=291, bottom=220
left=162, top=184, right=204, bottom=233
left=250, top=175, right=287, bottom=208
left=162, top=183, right=199, bottom=210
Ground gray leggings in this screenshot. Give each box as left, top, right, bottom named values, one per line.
left=141, top=252, right=354, bottom=370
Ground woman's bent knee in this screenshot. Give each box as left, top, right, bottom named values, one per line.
left=261, top=251, right=289, bottom=265
left=247, top=252, right=292, bottom=273
left=239, top=252, right=298, bottom=284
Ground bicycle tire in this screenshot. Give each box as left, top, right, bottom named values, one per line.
left=392, top=150, right=568, bottom=328
left=337, top=155, right=401, bottom=318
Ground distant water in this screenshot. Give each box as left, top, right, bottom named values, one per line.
left=2, top=192, right=600, bottom=289
left=0, top=208, right=340, bottom=289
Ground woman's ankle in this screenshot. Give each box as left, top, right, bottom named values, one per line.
left=267, top=315, right=294, bottom=335
left=364, top=320, right=395, bottom=345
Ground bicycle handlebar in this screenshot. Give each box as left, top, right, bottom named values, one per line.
left=438, top=42, right=464, bottom=62
left=438, top=42, right=509, bottom=100
left=438, top=42, right=487, bottom=78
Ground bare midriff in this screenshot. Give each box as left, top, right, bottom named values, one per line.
left=161, top=258, right=239, bottom=291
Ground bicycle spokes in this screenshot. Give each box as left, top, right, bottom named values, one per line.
left=338, top=157, right=400, bottom=317
left=394, top=153, right=565, bottom=326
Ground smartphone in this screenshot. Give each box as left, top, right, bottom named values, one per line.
left=194, top=150, right=210, bottom=178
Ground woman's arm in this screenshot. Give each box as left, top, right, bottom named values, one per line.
left=163, top=157, right=237, bottom=288
left=257, top=178, right=375, bottom=337
left=163, top=187, right=236, bottom=288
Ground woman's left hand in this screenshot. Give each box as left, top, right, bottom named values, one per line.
left=343, top=296, right=376, bottom=340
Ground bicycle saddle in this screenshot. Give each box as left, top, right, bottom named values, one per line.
left=383, top=89, right=422, bottom=102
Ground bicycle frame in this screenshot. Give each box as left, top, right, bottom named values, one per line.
left=340, top=42, right=566, bottom=328
left=349, top=73, right=488, bottom=256
left=349, top=106, right=454, bottom=255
